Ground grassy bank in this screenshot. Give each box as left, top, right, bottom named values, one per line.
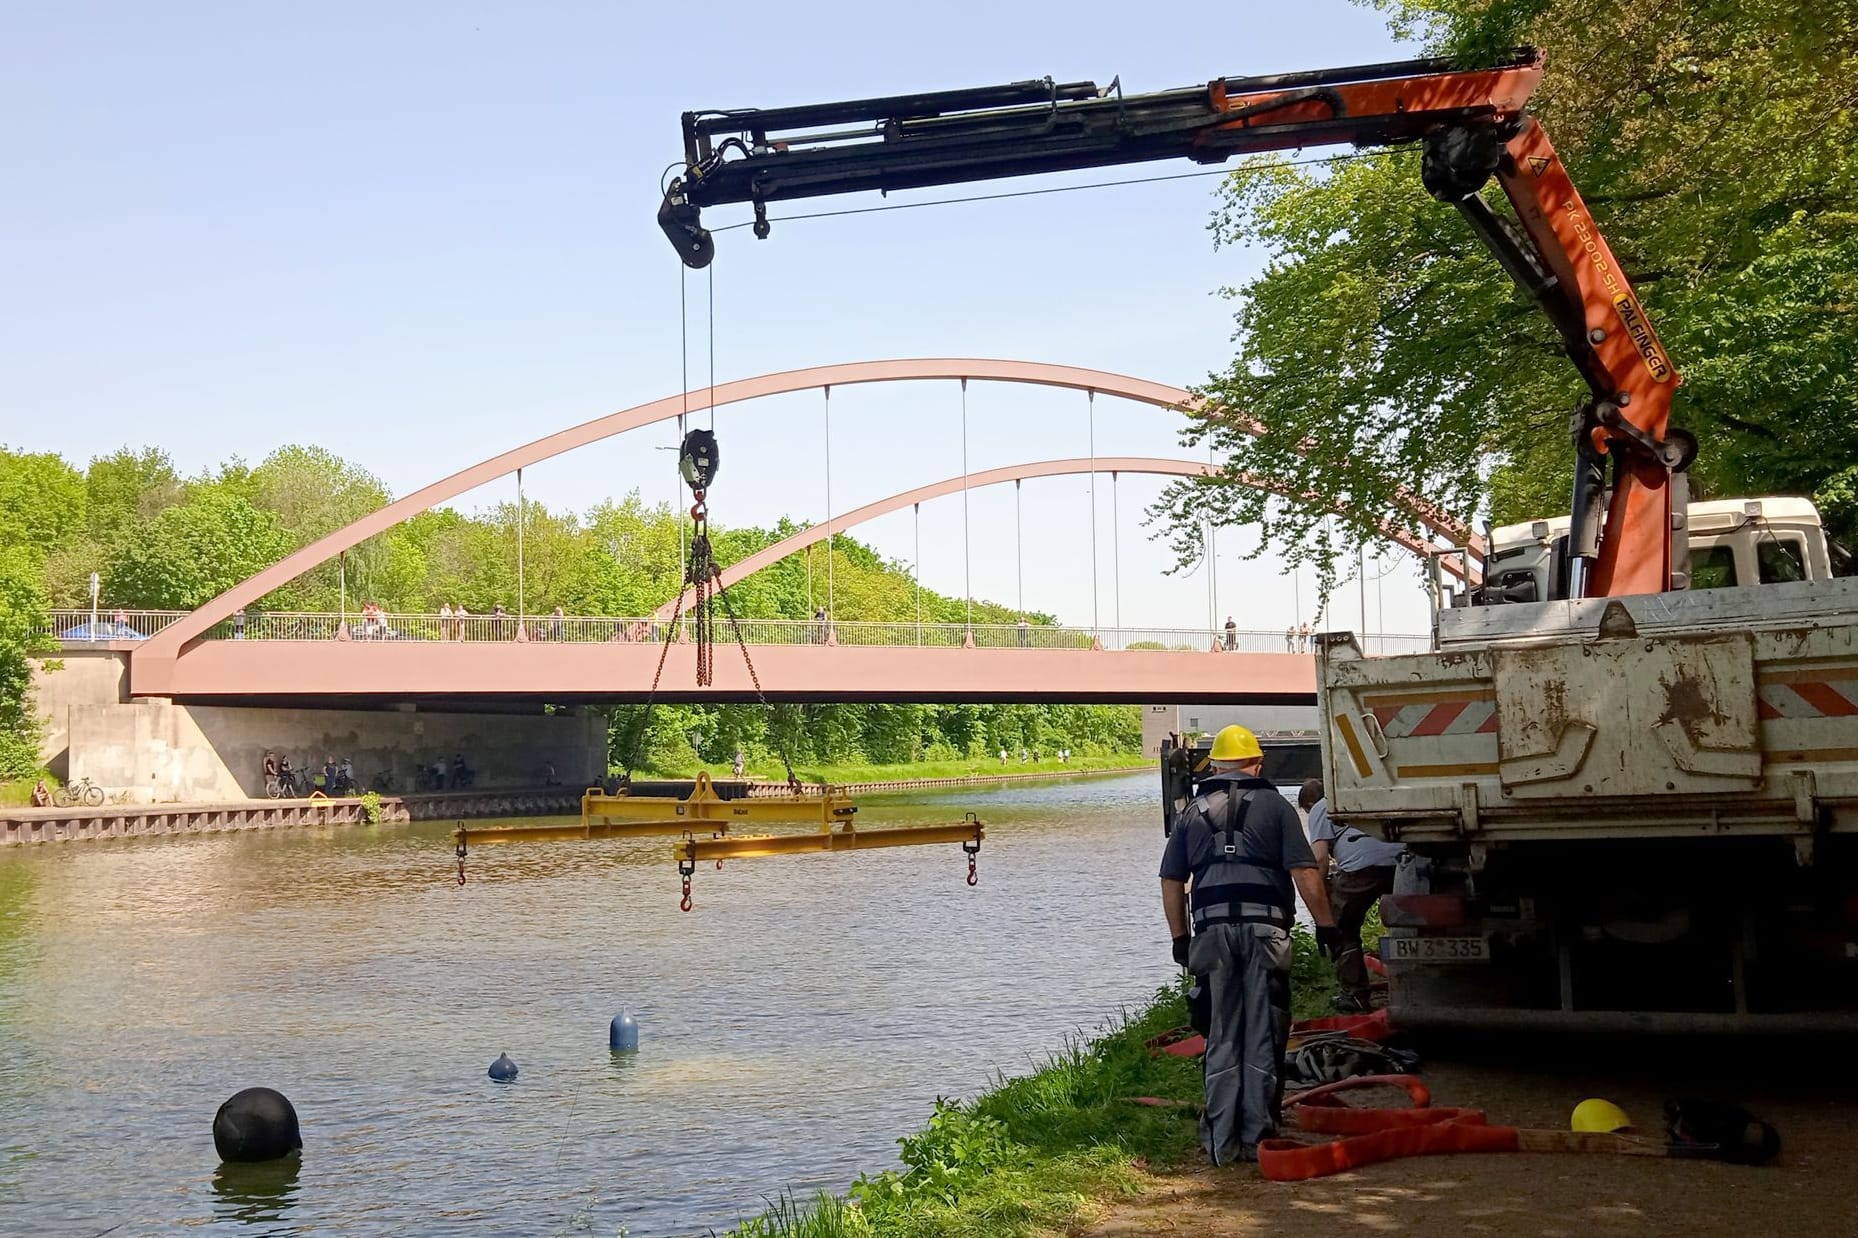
left=650, top=753, right=1151, bottom=786
left=717, top=926, right=1357, bottom=1238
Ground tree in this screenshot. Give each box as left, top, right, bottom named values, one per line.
left=85, top=446, right=182, bottom=545
left=0, top=448, right=85, bottom=557
left=0, top=548, right=54, bottom=778
left=1157, top=0, right=1858, bottom=587
left=105, top=489, right=293, bottom=610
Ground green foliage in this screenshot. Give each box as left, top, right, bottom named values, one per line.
left=85, top=447, right=181, bottom=545
left=0, top=448, right=86, bottom=556
left=105, top=488, right=293, bottom=610
left=359, top=790, right=383, bottom=824
left=0, top=548, right=55, bottom=778
left=1160, top=0, right=1858, bottom=589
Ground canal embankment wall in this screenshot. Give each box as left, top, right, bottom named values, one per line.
left=29, top=649, right=606, bottom=802
left=0, top=787, right=585, bottom=845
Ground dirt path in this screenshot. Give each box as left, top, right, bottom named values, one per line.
left=1081, top=1048, right=1858, bottom=1237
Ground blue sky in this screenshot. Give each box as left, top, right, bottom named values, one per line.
left=0, top=1, right=1437, bottom=634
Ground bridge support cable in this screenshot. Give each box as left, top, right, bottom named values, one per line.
left=1210, top=521, right=1219, bottom=640
left=1015, top=479, right=1023, bottom=620
left=823, top=385, right=834, bottom=624
left=913, top=501, right=922, bottom=646
left=1088, top=391, right=1099, bottom=639
left=960, top=378, right=971, bottom=632
left=516, top=467, right=526, bottom=634
left=1111, top=472, right=1122, bottom=632
left=1205, top=521, right=1216, bottom=642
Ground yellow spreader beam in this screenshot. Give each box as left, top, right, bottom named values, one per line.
left=582, top=769, right=857, bottom=829
left=672, top=819, right=985, bottom=862
left=457, top=819, right=698, bottom=845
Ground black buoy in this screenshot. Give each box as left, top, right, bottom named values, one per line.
left=213, top=1087, right=302, bottom=1164
left=488, top=1052, right=518, bottom=1082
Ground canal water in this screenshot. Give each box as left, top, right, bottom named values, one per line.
left=0, top=772, right=1182, bottom=1237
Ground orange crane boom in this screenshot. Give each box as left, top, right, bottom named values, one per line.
left=657, top=49, right=1690, bottom=599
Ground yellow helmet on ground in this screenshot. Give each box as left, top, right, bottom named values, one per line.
left=1209, top=724, right=1263, bottom=762
left=1571, top=1098, right=1632, bottom=1133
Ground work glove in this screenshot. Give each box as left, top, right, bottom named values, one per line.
left=1171, top=933, right=1191, bottom=968
left=1315, top=925, right=1346, bottom=962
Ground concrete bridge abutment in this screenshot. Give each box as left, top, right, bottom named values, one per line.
left=30, top=651, right=605, bottom=803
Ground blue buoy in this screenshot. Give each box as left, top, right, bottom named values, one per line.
left=213, top=1087, right=302, bottom=1164
left=488, top=1052, right=518, bottom=1082
left=609, top=1010, right=639, bottom=1052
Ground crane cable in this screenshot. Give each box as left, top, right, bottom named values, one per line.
left=623, top=265, right=804, bottom=790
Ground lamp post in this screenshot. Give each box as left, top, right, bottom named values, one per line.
left=88, top=571, right=99, bottom=641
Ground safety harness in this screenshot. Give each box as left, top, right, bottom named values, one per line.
left=1188, top=777, right=1294, bottom=931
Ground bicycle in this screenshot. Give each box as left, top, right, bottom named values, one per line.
left=371, top=770, right=397, bottom=793
left=53, top=777, right=106, bottom=808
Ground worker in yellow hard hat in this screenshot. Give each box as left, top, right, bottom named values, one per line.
left=1160, top=722, right=1342, bottom=1165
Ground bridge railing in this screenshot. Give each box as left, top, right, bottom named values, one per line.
left=40, top=609, right=189, bottom=641
left=163, top=611, right=1430, bottom=654
left=30, top=608, right=1431, bottom=654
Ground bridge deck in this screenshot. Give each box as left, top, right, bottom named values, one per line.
left=131, top=641, right=1316, bottom=705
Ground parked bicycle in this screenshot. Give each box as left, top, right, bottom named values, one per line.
left=53, top=777, right=106, bottom=808
left=266, top=769, right=306, bottom=798
left=371, top=770, right=397, bottom=794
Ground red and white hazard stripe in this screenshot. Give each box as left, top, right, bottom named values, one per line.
left=1370, top=697, right=1498, bottom=739
left=1758, top=678, right=1858, bottom=720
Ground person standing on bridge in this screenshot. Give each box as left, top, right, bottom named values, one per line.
left=1223, top=616, right=1237, bottom=651
left=1298, top=621, right=1312, bottom=653
left=1303, top=778, right=1406, bottom=1014
left=1017, top=616, right=1029, bottom=648
left=1160, top=724, right=1341, bottom=1165
left=1283, top=624, right=1295, bottom=653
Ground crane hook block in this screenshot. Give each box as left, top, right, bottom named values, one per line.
left=659, top=185, right=715, bottom=269
left=679, top=429, right=720, bottom=492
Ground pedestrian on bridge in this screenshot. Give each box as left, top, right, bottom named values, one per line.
left=1283, top=625, right=1295, bottom=653
left=1298, top=622, right=1312, bottom=653
left=1223, top=616, right=1237, bottom=651
left=1160, top=723, right=1341, bottom=1165
left=1304, top=778, right=1406, bottom=1014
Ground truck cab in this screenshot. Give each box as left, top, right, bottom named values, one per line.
left=1472, top=497, right=1835, bottom=607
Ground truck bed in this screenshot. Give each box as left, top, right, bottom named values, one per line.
left=1320, top=577, right=1858, bottom=847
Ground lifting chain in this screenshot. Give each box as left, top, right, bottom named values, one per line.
left=455, top=825, right=468, bottom=886
left=963, top=837, right=981, bottom=887
left=678, top=850, right=697, bottom=913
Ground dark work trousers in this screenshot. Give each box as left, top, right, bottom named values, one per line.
left=1188, top=922, right=1292, bottom=1163
left=1331, top=865, right=1397, bottom=1004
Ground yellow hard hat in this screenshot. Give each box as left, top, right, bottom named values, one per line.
left=1571, top=1098, right=1632, bottom=1133
left=1209, top=724, right=1263, bottom=762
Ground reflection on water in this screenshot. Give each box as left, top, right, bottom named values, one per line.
left=211, top=1155, right=302, bottom=1228
left=0, top=773, right=1176, bottom=1237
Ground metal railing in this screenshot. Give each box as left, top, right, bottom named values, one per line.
left=40, top=609, right=189, bottom=641
left=32, top=608, right=1430, bottom=655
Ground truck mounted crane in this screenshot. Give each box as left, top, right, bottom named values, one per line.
left=658, top=50, right=1858, bottom=1031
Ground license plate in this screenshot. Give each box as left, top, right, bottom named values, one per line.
left=1383, top=935, right=1489, bottom=963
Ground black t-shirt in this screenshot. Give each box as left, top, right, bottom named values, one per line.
left=1158, top=774, right=1317, bottom=904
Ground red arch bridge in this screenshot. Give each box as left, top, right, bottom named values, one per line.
left=107, top=360, right=1456, bottom=707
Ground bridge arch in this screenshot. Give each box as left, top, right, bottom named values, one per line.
left=655, top=456, right=1464, bottom=620
left=137, top=358, right=1479, bottom=689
